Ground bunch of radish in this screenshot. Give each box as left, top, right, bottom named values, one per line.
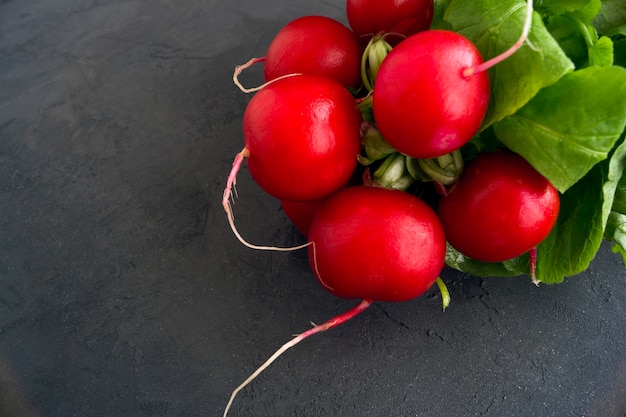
left=221, top=0, right=626, bottom=414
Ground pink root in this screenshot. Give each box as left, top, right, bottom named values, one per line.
left=233, top=56, right=302, bottom=93
left=222, top=299, right=373, bottom=417
left=222, top=148, right=311, bottom=251
left=529, top=247, right=540, bottom=285
left=222, top=148, right=249, bottom=211
left=232, top=57, right=266, bottom=93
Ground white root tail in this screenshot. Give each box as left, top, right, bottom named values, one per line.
left=233, top=56, right=303, bottom=93
left=222, top=149, right=311, bottom=252
left=222, top=299, right=373, bottom=417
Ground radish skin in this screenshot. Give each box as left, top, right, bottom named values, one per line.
left=371, top=0, right=534, bottom=159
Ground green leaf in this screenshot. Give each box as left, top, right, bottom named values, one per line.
left=601, top=135, right=626, bottom=227
left=546, top=10, right=614, bottom=68
left=535, top=165, right=605, bottom=283
left=535, top=0, right=595, bottom=16
left=610, top=174, right=626, bottom=214
left=431, top=0, right=454, bottom=30
left=536, top=132, right=626, bottom=283
left=614, top=37, right=626, bottom=67
left=609, top=213, right=626, bottom=263
left=588, top=35, right=614, bottom=66
left=493, top=65, right=626, bottom=192
left=545, top=14, right=589, bottom=67
left=444, top=0, right=574, bottom=127
left=574, top=0, right=603, bottom=23
left=605, top=141, right=626, bottom=264
left=444, top=244, right=529, bottom=278
left=592, top=0, right=626, bottom=36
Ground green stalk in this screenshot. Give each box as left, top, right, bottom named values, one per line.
left=435, top=277, right=451, bottom=311
left=360, top=35, right=393, bottom=91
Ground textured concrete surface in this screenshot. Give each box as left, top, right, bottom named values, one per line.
left=1, top=1, right=625, bottom=416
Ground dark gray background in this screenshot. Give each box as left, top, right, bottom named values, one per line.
left=1, top=0, right=625, bottom=416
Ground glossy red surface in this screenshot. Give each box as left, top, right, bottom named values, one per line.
left=346, top=0, right=433, bottom=39
left=307, top=186, right=446, bottom=301
left=264, top=15, right=362, bottom=88
left=244, top=74, right=361, bottom=201
left=373, top=30, right=490, bottom=159
left=438, top=150, right=560, bottom=262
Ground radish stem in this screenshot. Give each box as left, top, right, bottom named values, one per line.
left=222, top=299, right=374, bottom=417
left=361, top=35, right=393, bottom=91
left=435, top=277, right=450, bottom=311
left=463, top=0, right=534, bottom=77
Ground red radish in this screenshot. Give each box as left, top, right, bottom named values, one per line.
left=346, top=0, right=433, bottom=40
left=308, top=186, right=446, bottom=301
left=263, top=15, right=362, bottom=89
left=223, top=186, right=446, bottom=416
left=372, top=29, right=490, bottom=159
left=281, top=168, right=362, bottom=237
left=371, top=0, right=535, bottom=159
left=231, top=74, right=360, bottom=201
left=281, top=198, right=327, bottom=237
left=437, top=150, right=560, bottom=263
left=222, top=74, right=361, bottom=248
left=223, top=3, right=539, bottom=415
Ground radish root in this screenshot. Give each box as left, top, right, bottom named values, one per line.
left=233, top=57, right=266, bottom=93
left=308, top=240, right=336, bottom=291
left=463, top=0, right=534, bottom=77
left=222, top=299, right=373, bottom=417
left=529, top=247, right=540, bottom=285
left=222, top=148, right=311, bottom=251
left=233, top=57, right=302, bottom=93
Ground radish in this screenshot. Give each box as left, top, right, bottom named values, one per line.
left=353, top=0, right=433, bottom=91
left=308, top=186, right=446, bottom=301
left=371, top=0, right=535, bottom=159
left=372, top=29, right=490, bottom=159
left=223, top=186, right=447, bottom=416
left=281, top=198, right=328, bottom=238
left=346, top=0, right=434, bottom=40
left=234, top=15, right=362, bottom=91
left=437, top=150, right=560, bottom=266
left=222, top=74, right=361, bottom=248
left=225, top=74, right=361, bottom=201
left=222, top=2, right=536, bottom=413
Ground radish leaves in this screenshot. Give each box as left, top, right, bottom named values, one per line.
left=592, top=0, right=626, bottom=37
left=442, top=0, right=574, bottom=127
left=432, top=0, right=626, bottom=282
left=606, top=173, right=626, bottom=264
left=493, top=65, right=626, bottom=193
left=444, top=245, right=531, bottom=278
left=535, top=135, right=626, bottom=283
